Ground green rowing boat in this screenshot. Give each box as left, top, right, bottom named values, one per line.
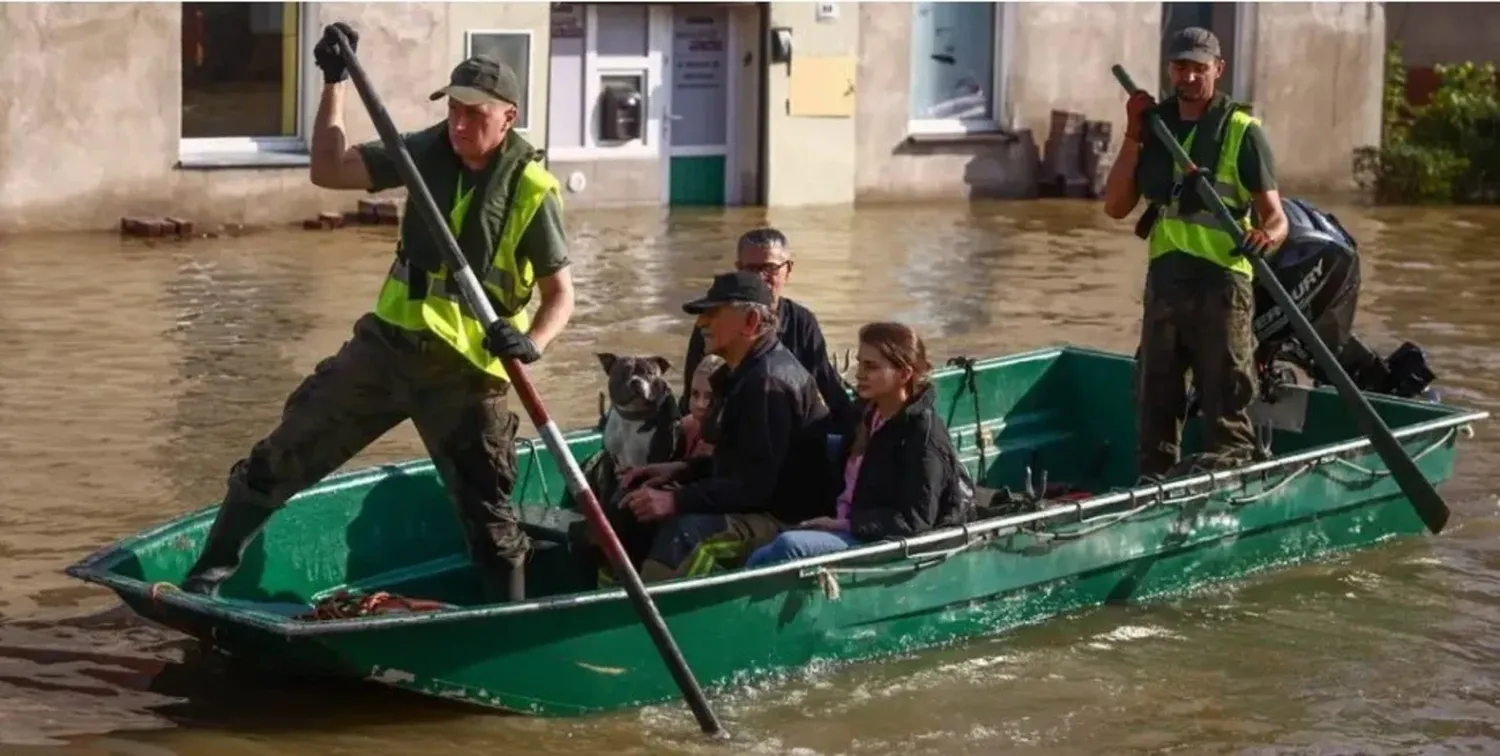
left=65, top=345, right=1486, bottom=716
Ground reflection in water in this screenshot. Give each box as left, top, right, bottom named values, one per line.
left=153, top=244, right=317, bottom=510
left=0, top=200, right=1497, bottom=753
left=0, top=250, right=17, bottom=542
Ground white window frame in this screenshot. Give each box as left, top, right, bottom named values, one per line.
left=547, top=4, right=671, bottom=162
left=905, top=1, right=1014, bottom=137
left=177, top=1, right=320, bottom=168
left=463, top=28, right=536, bottom=134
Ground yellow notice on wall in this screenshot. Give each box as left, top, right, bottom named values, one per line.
left=788, top=56, right=856, bottom=118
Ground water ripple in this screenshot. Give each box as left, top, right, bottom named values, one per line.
left=0, top=200, right=1496, bottom=753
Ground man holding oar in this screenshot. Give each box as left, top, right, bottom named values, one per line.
left=1103, top=26, right=1289, bottom=480
left=180, top=22, right=575, bottom=603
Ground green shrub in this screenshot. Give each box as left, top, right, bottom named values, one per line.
left=1353, top=43, right=1500, bottom=204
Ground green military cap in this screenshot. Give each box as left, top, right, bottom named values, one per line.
left=1166, top=26, right=1221, bottom=64
left=429, top=54, right=521, bottom=106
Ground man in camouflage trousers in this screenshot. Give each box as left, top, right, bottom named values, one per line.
left=1101, top=27, right=1290, bottom=478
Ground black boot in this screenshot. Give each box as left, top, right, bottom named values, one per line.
left=180, top=494, right=276, bottom=597
left=479, top=557, right=528, bottom=603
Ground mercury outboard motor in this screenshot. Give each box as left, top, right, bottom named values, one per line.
left=1175, top=197, right=1439, bottom=424
left=1251, top=197, right=1437, bottom=401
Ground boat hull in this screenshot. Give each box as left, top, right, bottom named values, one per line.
left=64, top=345, right=1487, bottom=716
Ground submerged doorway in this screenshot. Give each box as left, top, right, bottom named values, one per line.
left=666, top=6, right=732, bottom=206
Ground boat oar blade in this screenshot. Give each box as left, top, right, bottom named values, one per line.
left=1109, top=64, right=1451, bottom=535
left=332, top=29, right=729, bottom=736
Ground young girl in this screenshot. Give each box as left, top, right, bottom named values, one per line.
left=744, top=321, right=973, bottom=567
left=677, top=354, right=724, bottom=460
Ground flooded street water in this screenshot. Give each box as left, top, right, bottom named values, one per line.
left=1, top=199, right=1498, bottom=754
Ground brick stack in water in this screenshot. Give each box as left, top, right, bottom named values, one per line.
left=303, top=199, right=401, bottom=230
left=119, top=217, right=195, bottom=238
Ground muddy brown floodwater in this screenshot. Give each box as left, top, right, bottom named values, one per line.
left=1, top=199, right=1498, bottom=755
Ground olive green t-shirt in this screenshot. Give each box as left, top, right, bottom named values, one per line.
left=356, top=136, right=572, bottom=278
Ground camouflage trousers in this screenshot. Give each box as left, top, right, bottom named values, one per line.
left=228, top=312, right=530, bottom=570
left=637, top=512, right=786, bottom=582
left=1133, top=261, right=1259, bottom=478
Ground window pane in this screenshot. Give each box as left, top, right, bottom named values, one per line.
left=181, top=2, right=298, bottom=139
left=908, top=2, right=995, bottom=122
left=468, top=32, right=532, bottom=130
left=596, top=5, right=648, bottom=58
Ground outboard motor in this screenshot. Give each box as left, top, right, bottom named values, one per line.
left=1251, top=197, right=1438, bottom=401
left=1173, top=197, right=1439, bottom=422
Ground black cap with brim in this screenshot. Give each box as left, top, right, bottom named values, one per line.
left=1166, top=26, right=1221, bottom=65
left=682, top=271, right=775, bottom=314
left=430, top=54, right=521, bottom=106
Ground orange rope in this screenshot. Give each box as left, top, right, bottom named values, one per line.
left=298, top=589, right=451, bottom=621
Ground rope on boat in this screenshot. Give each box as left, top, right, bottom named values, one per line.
left=814, top=568, right=841, bottom=600
left=803, top=524, right=996, bottom=579
left=297, top=589, right=452, bottom=621
left=1036, top=484, right=1212, bottom=544
left=1322, top=425, right=1464, bottom=479
left=148, top=581, right=181, bottom=605
left=517, top=437, right=552, bottom=503
left=799, top=424, right=1471, bottom=584
left=1223, top=462, right=1315, bottom=504
left=946, top=356, right=988, bottom=474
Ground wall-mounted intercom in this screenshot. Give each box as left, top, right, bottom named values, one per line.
left=599, top=83, right=644, bottom=142
left=769, top=27, right=793, bottom=65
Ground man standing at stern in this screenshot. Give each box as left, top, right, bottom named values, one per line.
left=179, top=22, right=575, bottom=603
left=1102, top=26, right=1288, bottom=479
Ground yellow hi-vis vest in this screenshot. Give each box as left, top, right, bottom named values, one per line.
left=1147, top=107, right=1258, bottom=279
left=372, top=161, right=562, bottom=382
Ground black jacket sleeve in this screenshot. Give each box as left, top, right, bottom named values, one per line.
left=673, top=379, right=795, bottom=515
left=686, top=453, right=714, bottom=480
left=798, top=313, right=854, bottom=418
left=849, top=420, right=945, bottom=540
left=679, top=328, right=706, bottom=415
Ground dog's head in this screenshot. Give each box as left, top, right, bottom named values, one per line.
left=598, top=353, right=674, bottom=416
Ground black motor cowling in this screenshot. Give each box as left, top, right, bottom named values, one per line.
left=1252, top=197, right=1437, bottom=401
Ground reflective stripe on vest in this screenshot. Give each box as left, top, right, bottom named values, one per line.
left=372, top=160, right=562, bottom=381
left=1147, top=109, right=1257, bottom=278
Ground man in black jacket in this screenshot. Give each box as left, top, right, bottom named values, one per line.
left=679, top=228, right=852, bottom=418
left=620, top=271, right=831, bottom=582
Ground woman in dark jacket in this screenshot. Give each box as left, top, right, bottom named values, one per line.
left=744, top=322, right=973, bottom=567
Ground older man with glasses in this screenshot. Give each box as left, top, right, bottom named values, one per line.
left=679, top=227, right=853, bottom=418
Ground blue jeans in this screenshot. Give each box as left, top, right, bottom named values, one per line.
left=744, top=529, right=864, bottom=568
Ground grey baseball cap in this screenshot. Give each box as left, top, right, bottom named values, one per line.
left=1166, top=26, right=1221, bottom=64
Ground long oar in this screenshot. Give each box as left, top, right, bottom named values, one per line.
left=1110, top=64, right=1451, bottom=534
left=333, top=31, right=727, bottom=737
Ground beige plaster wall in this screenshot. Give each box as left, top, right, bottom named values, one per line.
left=853, top=2, right=1159, bottom=203
left=1247, top=2, right=1384, bottom=193
left=763, top=1, right=858, bottom=207
left=0, top=2, right=550, bottom=235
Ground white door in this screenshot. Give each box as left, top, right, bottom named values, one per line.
left=664, top=6, right=732, bottom=206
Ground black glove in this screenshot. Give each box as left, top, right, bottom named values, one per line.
left=313, top=22, right=359, bottom=84
left=483, top=321, right=542, bottom=364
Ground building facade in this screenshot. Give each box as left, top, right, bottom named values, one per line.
left=0, top=1, right=1487, bottom=235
